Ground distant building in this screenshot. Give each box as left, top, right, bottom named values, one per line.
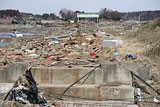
left=77, top=13, right=99, bottom=23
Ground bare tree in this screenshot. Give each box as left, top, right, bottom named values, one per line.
left=50, top=13, right=59, bottom=20
left=59, top=8, right=76, bottom=21
left=99, top=8, right=121, bottom=20
left=42, top=13, right=49, bottom=20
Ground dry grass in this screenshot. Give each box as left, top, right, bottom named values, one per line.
left=98, top=35, right=147, bottom=64
left=129, top=18, right=160, bottom=61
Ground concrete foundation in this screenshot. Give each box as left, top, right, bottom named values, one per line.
left=0, top=62, right=151, bottom=106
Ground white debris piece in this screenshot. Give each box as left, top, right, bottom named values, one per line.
left=102, top=40, right=123, bottom=48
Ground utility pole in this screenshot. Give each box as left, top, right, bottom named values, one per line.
left=139, top=14, right=141, bottom=21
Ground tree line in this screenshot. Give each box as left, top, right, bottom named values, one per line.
left=0, top=9, right=21, bottom=18
left=0, top=9, right=160, bottom=21
left=121, top=10, right=160, bottom=21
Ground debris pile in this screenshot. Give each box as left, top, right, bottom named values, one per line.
left=0, top=20, right=142, bottom=68
left=2, top=66, right=58, bottom=106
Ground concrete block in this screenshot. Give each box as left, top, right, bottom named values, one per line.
left=100, top=63, right=132, bottom=85
left=0, top=62, right=28, bottom=83
left=31, top=64, right=133, bottom=85
left=122, top=63, right=151, bottom=80
left=100, top=85, right=134, bottom=100
left=31, top=67, right=101, bottom=84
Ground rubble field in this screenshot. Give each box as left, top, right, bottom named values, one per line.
left=0, top=20, right=145, bottom=68
left=0, top=19, right=160, bottom=107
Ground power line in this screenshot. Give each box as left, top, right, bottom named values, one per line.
left=56, top=64, right=100, bottom=99
left=120, top=63, right=160, bottom=96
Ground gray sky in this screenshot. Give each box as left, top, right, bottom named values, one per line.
left=0, top=0, right=160, bottom=15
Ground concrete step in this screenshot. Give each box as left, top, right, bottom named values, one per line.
left=31, top=64, right=132, bottom=85
left=56, top=100, right=138, bottom=107
left=0, top=83, right=134, bottom=101
left=38, top=84, right=134, bottom=101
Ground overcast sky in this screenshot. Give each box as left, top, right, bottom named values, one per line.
left=0, top=0, right=160, bottom=15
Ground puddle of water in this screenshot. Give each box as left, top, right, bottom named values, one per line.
left=0, top=42, right=7, bottom=47
left=0, top=32, right=45, bottom=38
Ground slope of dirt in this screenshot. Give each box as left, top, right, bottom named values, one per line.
left=128, top=18, right=160, bottom=107
left=130, top=18, right=160, bottom=61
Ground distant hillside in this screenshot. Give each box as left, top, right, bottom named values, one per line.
left=121, top=10, right=160, bottom=21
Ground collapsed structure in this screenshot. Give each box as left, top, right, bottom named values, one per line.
left=3, top=66, right=58, bottom=106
